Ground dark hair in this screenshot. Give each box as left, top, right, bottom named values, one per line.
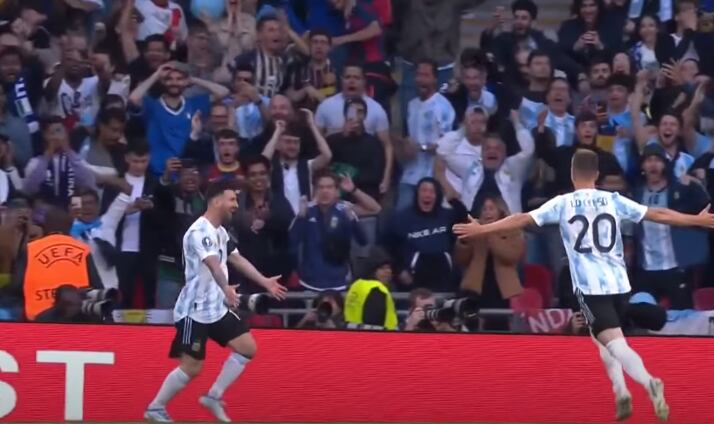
left=343, top=97, right=367, bottom=116
left=547, top=77, right=570, bottom=94
left=635, top=14, right=661, bottom=40
left=126, top=139, right=150, bottom=156
left=571, top=0, right=604, bottom=21
left=416, top=58, right=438, bottom=78
left=54, top=284, right=80, bottom=304
left=342, top=61, right=364, bottom=76
left=242, top=155, right=271, bottom=173
left=459, top=47, right=488, bottom=69
left=606, top=72, right=634, bottom=92
left=143, top=34, right=170, bottom=51
left=0, top=46, right=23, bottom=61
left=100, top=94, right=126, bottom=111
left=589, top=51, right=612, bottom=70
left=512, top=0, right=538, bottom=19
left=312, top=168, right=339, bottom=187
left=575, top=111, right=598, bottom=126
left=572, top=149, right=600, bottom=176
left=257, top=16, right=280, bottom=31
left=40, top=116, right=64, bottom=132
left=527, top=49, right=550, bottom=66
left=188, top=20, right=209, bottom=36
left=233, top=61, right=255, bottom=75
left=205, top=180, right=236, bottom=201
left=43, top=207, right=71, bottom=235
left=309, top=28, right=332, bottom=43
left=215, top=128, right=239, bottom=142
left=97, top=108, right=126, bottom=126
left=77, top=188, right=100, bottom=203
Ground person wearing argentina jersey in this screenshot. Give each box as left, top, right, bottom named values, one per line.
left=516, top=50, right=549, bottom=130
left=145, top=181, right=287, bottom=423
left=631, top=76, right=694, bottom=180
left=455, top=149, right=714, bottom=422
left=633, top=144, right=710, bottom=310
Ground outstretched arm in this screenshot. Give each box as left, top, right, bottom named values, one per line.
left=644, top=205, right=714, bottom=228
left=228, top=251, right=287, bottom=299
left=453, top=213, right=536, bottom=240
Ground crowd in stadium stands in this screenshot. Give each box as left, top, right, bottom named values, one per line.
left=0, top=0, right=713, bottom=335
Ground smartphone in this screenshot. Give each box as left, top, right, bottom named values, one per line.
left=70, top=196, right=82, bottom=209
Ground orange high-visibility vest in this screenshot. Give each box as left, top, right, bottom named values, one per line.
left=24, top=234, right=90, bottom=321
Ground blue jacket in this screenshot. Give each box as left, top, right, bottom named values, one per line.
left=633, top=180, right=711, bottom=268
left=290, top=201, right=366, bottom=290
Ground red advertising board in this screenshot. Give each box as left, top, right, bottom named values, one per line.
left=0, top=323, right=712, bottom=423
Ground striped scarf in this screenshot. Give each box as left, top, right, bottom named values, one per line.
left=6, top=76, right=38, bottom=133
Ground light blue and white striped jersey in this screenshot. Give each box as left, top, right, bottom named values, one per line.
left=174, top=216, right=237, bottom=324
left=529, top=189, right=648, bottom=295
left=640, top=189, right=677, bottom=271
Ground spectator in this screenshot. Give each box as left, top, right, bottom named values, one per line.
left=487, top=0, right=581, bottom=84
left=535, top=111, right=622, bottom=197
left=69, top=187, right=131, bottom=291
left=382, top=177, right=466, bottom=293
left=183, top=101, right=233, bottom=166
left=632, top=143, right=710, bottom=309
left=328, top=0, right=394, bottom=112
left=441, top=111, right=534, bottom=215
left=128, top=61, right=229, bottom=175
left=0, top=134, right=23, bottom=203
left=517, top=50, right=552, bottom=130
left=154, top=158, right=205, bottom=308
left=454, top=195, right=524, bottom=328
left=445, top=56, right=499, bottom=126
left=246, top=93, right=316, bottom=159
left=315, top=62, right=393, bottom=194
left=111, top=142, right=161, bottom=308
left=0, top=49, right=37, bottom=168
left=558, top=0, right=623, bottom=66
left=395, top=0, right=475, bottom=122
left=344, top=246, right=397, bottom=330
left=80, top=108, right=127, bottom=182
left=24, top=116, right=96, bottom=208
left=10, top=207, right=102, bottom=321
left=327, top=97, right=385, bottom=199
left=232, top=15, right=287, bottom=98
left=228, top=62, right=269, bottom=145
left=435, top=108, right=489, bottom=203
left=231, top=155, right=294, bottom=292
left=541, top=78, right=575, bottom=148
left=402, top=288, right=457, bottom=331
left=612, top=51, right=634, bottom=76
left=262, top=110, right=332, bottom=216
left=286, top=29, right=337, bottom=110
left=121, top=31, right=171, bottom=93
left=204, top=129, right=244, bottom=186
left=0, top=45, right=43, bottom=139
left=0, top=199, right=35, bottom=291
left=134, top=0, right=188, bottom=43
left=629, top=14, right=675, bottom=72
left=396, top=59, right=455, bottom=211
left=290, top=170, right=379, bottom=291
left=577, top=53, right=612, bottom=109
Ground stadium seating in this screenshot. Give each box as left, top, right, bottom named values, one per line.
left=509, top=288, right=544, bottom=312
left=523, top=264, right=553, bottom=307
left=693, top=288, right=714, bottom=311
left=248, top=314, right=284, bottom=328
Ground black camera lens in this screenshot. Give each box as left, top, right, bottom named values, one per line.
left=316, top=302, right=333, bottom=323
left=238, top=294, right=270, bottom=314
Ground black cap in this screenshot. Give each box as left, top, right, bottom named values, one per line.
left=641, top=143, right=668, bottom=164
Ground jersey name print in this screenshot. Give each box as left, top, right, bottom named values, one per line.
left=529, top=189, right=648, bottom=295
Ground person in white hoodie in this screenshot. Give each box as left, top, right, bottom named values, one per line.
left=69, top=183, right=132, bottom=290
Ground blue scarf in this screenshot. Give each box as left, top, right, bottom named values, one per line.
left=5, top=75, right=38, bottom=133
left=70, top=218, right=102, bottom=240
left=40, top=154, right=76, bottom=207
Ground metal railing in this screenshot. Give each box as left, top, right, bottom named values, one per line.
left=268, top=291, right=515, bottom=326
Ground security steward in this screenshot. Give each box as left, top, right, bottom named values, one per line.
left=8, top=207, right=103, bottom=321
left=344, top=247, right=398, bottom=330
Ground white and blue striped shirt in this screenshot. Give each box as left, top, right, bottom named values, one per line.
left=640, top=188, right=677, bottom=271
left=530, top=189, right=648, bottom=295
left=174, top=216, right=237, bottom=324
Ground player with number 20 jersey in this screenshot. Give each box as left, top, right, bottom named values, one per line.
left=454, top=149, right=714, bottom=422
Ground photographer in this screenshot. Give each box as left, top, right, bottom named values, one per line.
left=403, top=288, right=459, bottom=332
left=35, top=285, right=91, bottom=323
left=296, top=290, right=344, bottom=329
left=343, top=247, right=398, bottom=330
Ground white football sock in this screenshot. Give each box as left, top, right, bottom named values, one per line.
left=149, top=367, right=190, bottom=408
left=606, top=338, right=654, bottom=389
left=596, top=340, right=629, bottom=399
left=208, top=352, right=250, bottom=399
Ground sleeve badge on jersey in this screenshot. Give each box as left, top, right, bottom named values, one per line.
left=202, top=237, right=213, bottom=249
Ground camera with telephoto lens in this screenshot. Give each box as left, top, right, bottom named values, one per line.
left=81, top=288, right=118, bottom=320
left=315, top=301, right=333, bottom=323
left=420, top=296, right=480, bottom=328
left=238, top=293, right=270, bottom=314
